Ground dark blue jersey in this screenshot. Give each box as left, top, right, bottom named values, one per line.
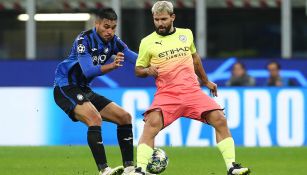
left=54, top=28, right=137, bottom=87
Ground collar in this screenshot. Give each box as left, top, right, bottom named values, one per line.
left=156, top=27, right=176, bottom=36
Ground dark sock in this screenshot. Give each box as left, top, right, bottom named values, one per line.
left=87, top=126, right=108, bottom=171
left=117, top=124, right=134, bottom=167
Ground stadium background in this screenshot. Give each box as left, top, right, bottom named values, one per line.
left=0, top=0, right=306, bottom=148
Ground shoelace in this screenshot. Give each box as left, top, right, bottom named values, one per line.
left=228, top=163, right=242, bottom=175
left=232, top=163, right=242, bottom=169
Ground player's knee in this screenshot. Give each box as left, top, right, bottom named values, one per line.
left=213, top=115, right=227, bottom=129
left=87, top=112, right=102, bottom=126
left=206, top=110, right=227, bottom=128
left=146, top=117, right=163, bottom=131
left=90, top=116, right=102, bottom=126
left=75, top=107, right=102, bottom=126
left=117, top=112, right=132, bottom=125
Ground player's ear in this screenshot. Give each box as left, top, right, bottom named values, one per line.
left=171, top=14, right=175, bottom=22
left=95, top=18, right=102, bottom=25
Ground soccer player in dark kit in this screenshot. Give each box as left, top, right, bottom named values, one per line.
left=53, top=8, right=137, bottom=175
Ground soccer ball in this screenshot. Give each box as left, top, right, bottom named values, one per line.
left=147, top=148, right=169, bottom=174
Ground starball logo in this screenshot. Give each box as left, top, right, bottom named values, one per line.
left=158, top=46, right=189, bottom=60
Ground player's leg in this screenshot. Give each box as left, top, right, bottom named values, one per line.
left=136, top=110, right=164, bottom=173
left=74, top=102, right=114, bottom=173
left=75, top=103, right=125, bottom=175
left=98, top=102, right=135, bottom=173
left=204, top=110, right=231, bottom=143
left=204, top=110, right=250, bottom=175
left=204, top=110, right=234, bottom=168
left=182, top=89, right=249, bottom=174
left=54, top=86, right=120, bottom=175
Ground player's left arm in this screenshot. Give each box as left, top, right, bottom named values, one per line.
left=123, top=48, right=138, bottom=64
left=115, top=36, right=138, bottom=64
left=192, top=53, right=218, bottom=97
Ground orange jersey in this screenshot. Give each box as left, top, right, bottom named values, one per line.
left=136, top=28, right=200, bottom=94
left=136, top=28, right=222, bottom=126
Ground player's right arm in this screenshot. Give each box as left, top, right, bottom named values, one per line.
left=135, top=65, right=159, bottom=78
left=135, top=39, right=158, bottom=78
left=77, top=35, right=123, bottom=78
left=101, top=52, right=124, bottom=73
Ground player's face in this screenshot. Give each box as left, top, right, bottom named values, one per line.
left=95, top=18, right=117, bottom=42
left=153, top=12, right=175, bottom=35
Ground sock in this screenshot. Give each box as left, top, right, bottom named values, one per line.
left=87, top=126, right=108, bottom=171
left=217, top=137, right=236, bottom=170
left=117, top=124, right=134, bottom=167
left=137, top=143, right=154, bottom=171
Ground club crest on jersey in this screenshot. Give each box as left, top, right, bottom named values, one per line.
left=77, top=44, right=85, bottom=53
left=104, top=48, right=109, bottom=54
left=179, top=35, right=187, bottom=43
left=77, top=94, right=84, bottom=101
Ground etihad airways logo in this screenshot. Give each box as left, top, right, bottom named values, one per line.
left=158, top=46, right=189, bottom=59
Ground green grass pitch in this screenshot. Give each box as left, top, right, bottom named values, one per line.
left=0, top=146, right=306, bottom=175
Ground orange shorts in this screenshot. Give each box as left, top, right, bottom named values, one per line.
left=144, top=89, right=222, bottom=127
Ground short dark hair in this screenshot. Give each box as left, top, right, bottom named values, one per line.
left=267, top=60, right=281, bottom=70
left=233, top=62, right=246, bottom=70
left=95, top=8, right=117, bottom=20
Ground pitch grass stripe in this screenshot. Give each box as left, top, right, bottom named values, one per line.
left=0, top=146, right=306, bottom=175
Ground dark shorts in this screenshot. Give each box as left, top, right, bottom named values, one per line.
left=53, top=85, right=112, bottom=122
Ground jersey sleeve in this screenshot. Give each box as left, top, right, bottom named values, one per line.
left=136, top=39, right=151, bottom=67
left=188, top=29, right=197, bottom=54
left=114, top=35, right=128, bottom=53
left=113, top=35, right=138, bottom=65
left=76, top=35, right=102, bottom=78
left=123, top=49, right=137, bottom=65
left=76, top=34, right=91, bottom=56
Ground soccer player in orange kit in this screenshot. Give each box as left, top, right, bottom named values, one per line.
left=132, top=1, right=250, bottom=175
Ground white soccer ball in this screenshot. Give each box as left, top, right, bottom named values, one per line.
left=147, top=148, right=169, bottom=174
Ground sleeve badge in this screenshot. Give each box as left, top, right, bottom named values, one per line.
left=77, top=44, right=86, bottom=54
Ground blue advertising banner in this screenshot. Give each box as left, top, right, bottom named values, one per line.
left=0, top=59, right=306, bottom=146
left=0, top=58, right=306, bottom=87
left=44, top=87, right=307, bottom=147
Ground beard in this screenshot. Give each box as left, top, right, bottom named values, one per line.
left=155, top=25, right=172, bottom=36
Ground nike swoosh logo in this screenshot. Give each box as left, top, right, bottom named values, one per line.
left=123, top=137, right=133, bottom=141
left=77, top=36, right=84, bottom=40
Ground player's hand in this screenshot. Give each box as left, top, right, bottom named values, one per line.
left=146, top=65, right=159, bottom=77
left=204, top=81, right=218, bottom=97
left=113, top=52, right=124, bottom=68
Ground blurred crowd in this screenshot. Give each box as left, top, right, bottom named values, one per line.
left=225, top=60, right=296, bottom=87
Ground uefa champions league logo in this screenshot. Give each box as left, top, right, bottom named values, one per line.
left=77, top=44, right=85, bottom=53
